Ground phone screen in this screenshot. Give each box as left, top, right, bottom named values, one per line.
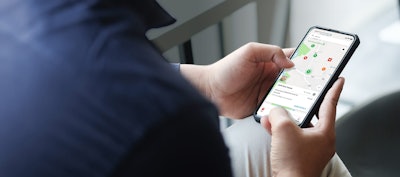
left=255, top=27, right=358, bottom=125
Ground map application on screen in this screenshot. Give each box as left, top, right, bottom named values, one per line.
left=256, top=28, right=355, bottom=124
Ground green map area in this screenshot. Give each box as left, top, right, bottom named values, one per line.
left=296, top=43, right=311, bottom=57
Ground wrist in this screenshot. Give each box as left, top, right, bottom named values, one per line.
left=180, top=64, right=212, bottom=97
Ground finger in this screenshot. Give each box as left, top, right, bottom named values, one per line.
left=243, top=43, right=294, bottom=68
left=283, top=48, right=295, bottom=58
left=260, top=116, right=272, bottom=135
left=270, top=47, right=294, bottom=69
left=317, top=77, right=345, bottom=132
left=266, top=107, right=298, bottom=133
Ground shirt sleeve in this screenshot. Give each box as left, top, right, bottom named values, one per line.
left=111, top=103, right=233, bottom=177
left=170, top=63, right=180, bottom=72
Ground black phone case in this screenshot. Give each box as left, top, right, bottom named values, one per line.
left=253, top=26, right=360, bottom=128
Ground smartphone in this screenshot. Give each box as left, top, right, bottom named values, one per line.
left=253, top=26, right=360, bottom=127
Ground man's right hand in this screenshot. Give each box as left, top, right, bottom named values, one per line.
left=260, top=78, right=345, bottom=177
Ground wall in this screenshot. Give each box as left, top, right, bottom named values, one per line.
left=150, top=0, right=288, bottom=65
left=287, top=0, right=395, bottom=46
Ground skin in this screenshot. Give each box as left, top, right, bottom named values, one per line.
left=181, top=42, right=294, bottom=119
left=180, top=42, right=345, bottom=177
left=261, top=78, right=344, bottom=177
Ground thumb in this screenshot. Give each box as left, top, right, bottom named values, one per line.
left=260, top=107, right=298, bottom=135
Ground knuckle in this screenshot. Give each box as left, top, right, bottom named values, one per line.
left=270, top=44, right=281, bottom=50
left=243, top=42, right=258, bottom=50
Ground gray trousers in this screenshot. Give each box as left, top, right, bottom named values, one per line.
left=222, top=117, right=352, bottom=177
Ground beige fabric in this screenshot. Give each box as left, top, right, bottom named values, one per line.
left=222, top=116, right=352, bottom=177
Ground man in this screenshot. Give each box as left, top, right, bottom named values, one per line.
left=0, top=0, right=349, bottom=176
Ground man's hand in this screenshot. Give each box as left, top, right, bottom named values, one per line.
left=181, top=42, right=294, bottom=119
left=260, top=78, right=345, bottom=177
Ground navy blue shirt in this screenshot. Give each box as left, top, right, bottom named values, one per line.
left=0, top=1, right=232, bottom=176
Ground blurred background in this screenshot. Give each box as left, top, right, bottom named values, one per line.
left=147, top=0, right=400, bottom=119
